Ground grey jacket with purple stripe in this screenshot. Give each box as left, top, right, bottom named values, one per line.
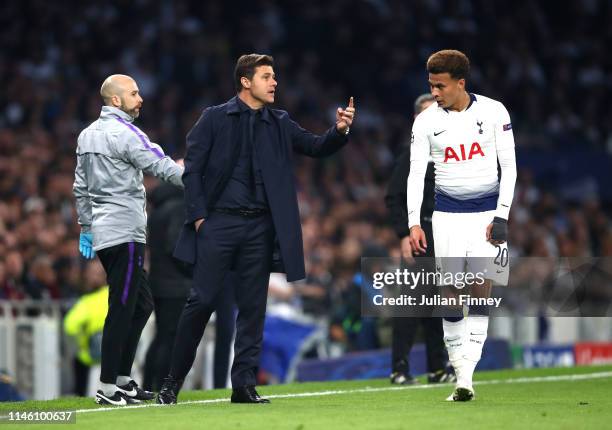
left=73, top=106, right=184, bottom=251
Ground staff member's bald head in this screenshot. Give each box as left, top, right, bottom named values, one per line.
left=100, top=74, right=143, bottom=119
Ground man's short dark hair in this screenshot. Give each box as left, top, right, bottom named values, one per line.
left=234, top=54, right=274, bottom=92
left=426, top=50, right=470, bottom=80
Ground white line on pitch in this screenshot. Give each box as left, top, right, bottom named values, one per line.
left=74, top=370, right=612, bottom=415
left=1, top=370, right=610, bottom=419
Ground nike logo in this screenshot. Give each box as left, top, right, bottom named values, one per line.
left=434, top=130, right=446, bottom=136
left=117, top=387, right=137, bottom=397
left=96, top=393, right=127, bottom=406
left=496, top=270, right=504, bottom=274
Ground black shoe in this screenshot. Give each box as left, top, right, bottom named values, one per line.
left=428, top=367, right=457, bottom=384
left=156, top=376, right=182, bottom=405
left=117, top=380, right=155, bottom=401
left=95, top=390, right=128, bottom=406
left=231, top=386, right=270, bottom=404
left=390, top=372, right=419, bottom=385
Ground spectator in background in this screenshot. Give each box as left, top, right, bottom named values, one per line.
left=64, top=260, right=108, bottom=397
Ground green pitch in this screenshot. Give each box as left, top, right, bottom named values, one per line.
left=1, top=365, right=611, bottom=429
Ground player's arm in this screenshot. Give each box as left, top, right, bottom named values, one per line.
left=407, top=116, right=430, bottom=254
left=487, top=103, right=517, bottom=244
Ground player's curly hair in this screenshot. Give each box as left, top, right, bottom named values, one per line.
left=426, top=50, right=470, bottom=80
left=234, top=53, right=274, bottom=92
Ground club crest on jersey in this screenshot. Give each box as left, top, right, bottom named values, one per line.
left=444, top=142, right=484, bottom=162
left=476, top=120, right=483, bottom=134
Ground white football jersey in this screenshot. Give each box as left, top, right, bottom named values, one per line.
left=407, top=93, right=516, bottom=227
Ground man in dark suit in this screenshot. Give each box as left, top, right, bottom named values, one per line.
left=157, top=54, right=355, bottom=404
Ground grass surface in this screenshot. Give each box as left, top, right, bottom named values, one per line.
left=0, top=365, right=610, bottom=429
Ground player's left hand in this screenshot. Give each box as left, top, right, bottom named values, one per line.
left=336, top=97, right=355, bottom=134
left=486, top=217, right=507, bottom=245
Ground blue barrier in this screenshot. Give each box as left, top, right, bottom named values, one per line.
left=521, top=344, right=575, bottom=368
left=296, top=339, right=512, bottom=382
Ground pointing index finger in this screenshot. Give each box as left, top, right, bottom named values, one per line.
left=348, top=96, right=354, bottom=108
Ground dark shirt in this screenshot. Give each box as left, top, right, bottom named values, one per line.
left=385, top=147, right=435, bottom=239
left=215, top=98, right=268, bottom=210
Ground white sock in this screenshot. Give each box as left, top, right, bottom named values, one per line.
left=442, top=318, right=467, bottom=378
left=462, top=316, right=489, bottom=387
left=116, top=375, right=132, bottom=386
left=100, top=383, right=117, bottom=397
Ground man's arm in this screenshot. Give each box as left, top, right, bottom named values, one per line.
left=73, top=153, right=92, bottom=234
left=73, top=140, right=96, bottom=259
left=290, top=98, right=354, bottom=157
left=487, top=103, right=517, bottom=244
left=407, top=120, right=429, bottom=229
left=385, top=149, right=417, bottom=261
left=493, top=103, right=517, bottom=220
left=182, top=107, right=214, bottom=225
left=407, top=117, right=430, bottom=254
left=384, top=149, right=411, bottom=239
left=289, top=119, right=349, bottom=158
left=119, top=127, right=184, bottom=188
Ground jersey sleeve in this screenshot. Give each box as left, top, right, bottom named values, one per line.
left=493, top=102, right=517, bottom=220
left=407, top=115, right=430, bottom=228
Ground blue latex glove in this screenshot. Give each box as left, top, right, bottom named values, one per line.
left=79, top=233, right=96, bottom=259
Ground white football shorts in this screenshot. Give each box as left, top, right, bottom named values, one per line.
left=432, top=210, right=509, bottom=287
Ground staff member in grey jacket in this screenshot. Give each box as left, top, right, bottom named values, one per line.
left=73, top=74, right=184, bottom=406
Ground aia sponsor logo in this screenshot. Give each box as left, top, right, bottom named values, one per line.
left=444, top=142, right=484, bottom=162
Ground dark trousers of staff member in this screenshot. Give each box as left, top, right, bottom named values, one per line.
left=390, top=221, right=446, bottom=380
left=97, top=242, right=154, bottom=385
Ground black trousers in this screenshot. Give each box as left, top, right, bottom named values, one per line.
left=97, top=242, right=154, bottom=384
left=169, top=212, right=274, bottom=388
left=391, top=221, right=446, bottom=374
left=143, top=297, right=185, bottom=391
left=144, top=287, right=235, bottom=391
left=73, top=357, right=90, bottom=397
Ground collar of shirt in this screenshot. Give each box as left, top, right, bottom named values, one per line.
left=233, top=96, right=271, bottom=123
left=100, top=105, right=134, bottom=122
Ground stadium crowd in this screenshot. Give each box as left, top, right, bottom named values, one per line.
left=1, top=0, right=611, bottom=350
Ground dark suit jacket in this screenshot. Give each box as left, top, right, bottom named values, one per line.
left=384, top=147, right=435, bottom=239
left=173, top=96, right=348, bottom=281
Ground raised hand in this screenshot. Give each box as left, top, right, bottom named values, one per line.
left=336, top=96, right=355, bottom=134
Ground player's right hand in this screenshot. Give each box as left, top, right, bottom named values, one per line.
left=409, top=225, right=427, bottom=255
left=400, top=236, right=415, bottom=264
left=195, top=218, right=205, bottom=232
left=79, top=232, right=96, bottom=259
